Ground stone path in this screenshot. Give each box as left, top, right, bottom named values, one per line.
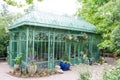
left=0, top=57, right=116, bottom=80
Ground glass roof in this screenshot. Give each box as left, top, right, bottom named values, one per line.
left=8, top=10, right=96, bottom=33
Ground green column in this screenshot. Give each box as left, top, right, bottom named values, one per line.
left=91, top=35, right=93, bottom=58
left=26, top=27, right=29, bottom=65
left=74, top=43, right=76, bottom=64
left=89, top=35, right=93, bottom=58
left=48, top=33, right=50, bottom=68
left=48, top=32, right=54, bottom=69
left=19, top=32, right=21, bottom=54
left=9, top=33, right=13, bottom=67
left=53, top=33, right=55, bottom=67
left=32, top=29, right=35, bottom=60
left=77, top=43, right=80, bottom=64
left=68, top=42, right=71, bottom=63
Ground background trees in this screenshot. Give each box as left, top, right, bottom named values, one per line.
left=4, top=0, right=43, bottom=6
left=77, top=0, right=120, bottom=54
left=1, top=0, right=120, bottom=56
left=0, top=2, right=22, bottom=57
left=0, top=0, right=43, bottom=57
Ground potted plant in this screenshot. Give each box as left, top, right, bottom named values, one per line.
left=88, top=58, right=93, bottom=65
left=66, top=34, right=72, bottom=40
left=73, top=36, right=79, bottom=42
left=28, top=61, right=37, bottom=76
left=59, top=52, right=70, bottom=71
left=14, top=53, right=22, bottom=71
left=83, top=54, right=88, bottom=64
left=83, top=33, right=88, bottom=40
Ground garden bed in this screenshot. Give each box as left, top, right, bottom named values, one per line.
left=9, top=69, right=61, bottom=78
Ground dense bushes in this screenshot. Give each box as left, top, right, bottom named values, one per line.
left=111, top=26, right=120, bottom=54
left=78, top=65, right=91, bottom=80
left=103, top=66, right=120, bottom=80
left=78, top=71, right=91, bottom=80
left=0, top=29, right=9, bottom=57
left=103, top=59, right=120, bottom=80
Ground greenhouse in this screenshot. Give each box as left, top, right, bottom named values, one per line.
left=8, top=10, right=100, bottom=69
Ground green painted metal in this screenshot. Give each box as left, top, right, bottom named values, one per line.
left=8, top=11, right=101, bottom=70
left=8, top=10, right=95, bottom=33
left=74, top=43, right=76, bottom=64
left=48, top=33, right=54, bottom=69
left=9, top=33, right=13, bottom=67
left=68, top=42, right=71, bottom=64
left=32, top=28, right=35, bottom=60
left=26, top=27, right=29, bottom=70
left=19, top=32, right=21, bottom=54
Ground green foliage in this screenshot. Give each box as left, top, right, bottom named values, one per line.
left=4, top=0, right=17, bottom=6
left=0, top=29, right=9, bottom=56
left=26, top=0, right=43, bottom=4
left=0, top=10, right=22, bottom=57
left=62, top=52, right=69, bottom=62
left=98, top=40, right=114, bottom=52
left=4, top=0, right=43, bottom=6
left=78, top=70, right=91, bottom=80
left=77, top=0, right=120, bottom=53
left=111, top=26, right=120, bottom=54
left=26, top=0, right=33, bottom=4
left=103, top=59, right=120, bottom=80
left=103, top=66, right=120, bottom=80
left=14, top=53, right=22, bottom=64
left=116, top=59, right=120, bottom=66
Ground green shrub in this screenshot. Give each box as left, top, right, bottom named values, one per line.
left=14, top=53, right=22, bottom=64
left=0, top=30, right=9, bottom=57
left=62, top=52, right=69, bottom=62
left=116, top=59, right=120, bottom=66
left=78, top=71, right=91, bottom=80
left=103, top=66, right=120, bottom=80
left=111, top=26, right=120, bottom=54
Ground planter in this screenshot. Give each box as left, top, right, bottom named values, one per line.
left=59, top=61, right=70, bottom=71
left=88, top=59, right=92, bottom=65
left=28, top=64, right=37, bottom=75
left=14, top=64, right=20, bottom=71
left=83, top=33, right=88, bottom=40
left=66, top=35, right=72, bottom=40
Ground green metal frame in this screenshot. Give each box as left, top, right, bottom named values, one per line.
left=9, top=27, right=100, bottom=69
left=8, top=11, right=101, bottom=70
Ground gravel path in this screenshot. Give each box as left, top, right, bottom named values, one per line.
left=0, top=57, right=116, bottom=80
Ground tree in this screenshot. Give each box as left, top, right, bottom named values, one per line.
left=0, top=3, right=22, bottom=57
left=4, top=0, right=43, bottom=6
left=0, top=0, right=44, bottom=57
left=111, top=26, right=120, bottom=54
left=77, top=0, right=120, bottom=54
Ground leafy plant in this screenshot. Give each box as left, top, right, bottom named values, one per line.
left=78, top=69, right=91, bottom=80
left=77, top=0, right=120, bottom=53
left=14, top=53, right=22, bottom=65
left=83, top=33, right=88, bottom=40
left=83, top=54, right=88, bottom=64
left=28, top=61, right=37, bottom=76
left=103, top=66, right=120, bottom=80
left=103, top=61, right=120, bottom=80
left=62, top=52, right=69, bottom=62
left=0, top=31, right=9, bottom=57
left=111, top=26, right=120, bottom=54
left=4, top=0, right=43, bottom=6
left=116, top=59, right=120, bottom=66
left=66, top=34, right=72, bottom=40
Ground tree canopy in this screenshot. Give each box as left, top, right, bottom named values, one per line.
left=77, top=0, right=120, bottom=54
left=0, top=3, right=22, bottom=56
left=4, top=0, right=43, bottom=7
